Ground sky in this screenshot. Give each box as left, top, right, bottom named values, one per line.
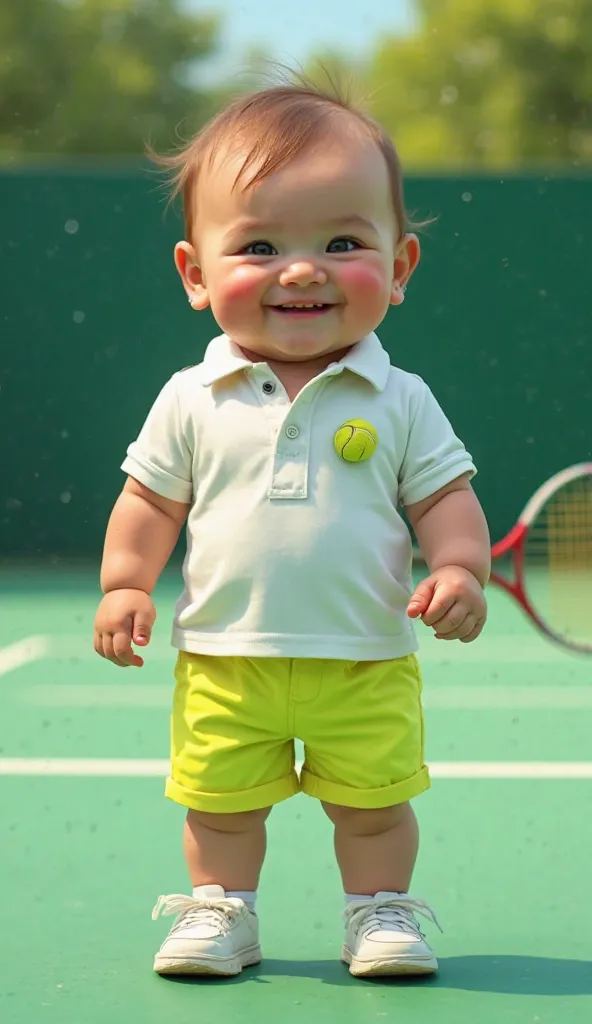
left=192, top=0, right=415, bottom=83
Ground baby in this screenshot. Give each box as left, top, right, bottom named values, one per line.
left=94, top=80, right=490, bottom=979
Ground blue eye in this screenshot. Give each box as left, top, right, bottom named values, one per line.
left=243, top=241, right=277, bottom=256
left=327, top=237, right=359, bottom=253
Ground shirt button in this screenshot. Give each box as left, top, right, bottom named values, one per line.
left=285, top=425, right=300, bottom=439
left=262, top=380, right=276, bottom=395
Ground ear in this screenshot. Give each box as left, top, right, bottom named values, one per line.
left=390, top=233, right=421, bottom=306
left=174, top=241, right=210, bottom=310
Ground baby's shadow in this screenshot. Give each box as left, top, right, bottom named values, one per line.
left=438, top=955, right=592, bottom=996
left=163, top=954, right=592, bottom=995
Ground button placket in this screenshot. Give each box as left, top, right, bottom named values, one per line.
left=269, top=387, right=317, bottom=500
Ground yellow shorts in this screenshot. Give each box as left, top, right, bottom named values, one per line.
left=166, top=653, right=430, bottom=814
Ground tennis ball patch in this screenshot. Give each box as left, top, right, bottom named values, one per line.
left=334, top=419, right=378, bottom=462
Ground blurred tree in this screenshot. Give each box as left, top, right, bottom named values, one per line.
left=366, top=0, right=592, bottom=168
left=0, top=0, right=220, bottom=160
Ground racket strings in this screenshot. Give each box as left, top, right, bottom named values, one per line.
left=526, top=476, right=592, bottom=646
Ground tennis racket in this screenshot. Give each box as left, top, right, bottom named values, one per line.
left=415, top=463, right=592, bottom=654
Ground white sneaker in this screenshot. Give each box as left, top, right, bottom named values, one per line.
left=152, top=885, right=262, bottom=976
left=342, top=892, right=442, bottom=977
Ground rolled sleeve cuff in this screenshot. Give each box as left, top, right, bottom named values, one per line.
left=121, top=451, right=193, bottom=504
left=400, top=455, right=477, bottom=507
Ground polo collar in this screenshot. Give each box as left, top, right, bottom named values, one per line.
left=333, top=332, right=390, bottom=391
left=195, top=332, right=390, bottom=392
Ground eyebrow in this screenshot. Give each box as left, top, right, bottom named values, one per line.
left=225, top=214, right=378, bottom=239
left=323, top=215, right=377, bottom=232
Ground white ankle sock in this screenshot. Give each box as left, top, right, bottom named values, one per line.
left=227, top=890, right=257, bottom=910
left=345, top=890, right=407, bottom=909
left=192, top=884, right=257, bottom=910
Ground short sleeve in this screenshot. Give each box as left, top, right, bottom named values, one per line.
left=121, top=375, right=193, bottom=503
left=398, top=379, right=476, bottom=506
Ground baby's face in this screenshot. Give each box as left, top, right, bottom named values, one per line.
left=177, top=129, right=418, bottom=362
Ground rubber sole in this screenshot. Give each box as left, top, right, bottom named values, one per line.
left=154, top=945, right=262, bottom=977
left=342, top=944, right=438, bottom=978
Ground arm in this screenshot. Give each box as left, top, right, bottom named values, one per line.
left=405, top=474, right=491, bottom=587
left=101, top=476, right=190, bottom=594
left=96, top=374, right=193, bottom=667
left=404, top=474, right=490, bottom=642
left=95, top=477, right=190, bottom=668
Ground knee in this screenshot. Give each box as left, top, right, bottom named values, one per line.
left=187, top=806, right=272, bottom=834
left=321, top=801, right=410, bottom=835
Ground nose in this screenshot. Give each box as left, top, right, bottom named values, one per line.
left=279, top=260, right=328, bottom=288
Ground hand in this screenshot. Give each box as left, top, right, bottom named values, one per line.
left=407, top=565, right=486, bottom=643
left=94, top=588, right=156, bottom=667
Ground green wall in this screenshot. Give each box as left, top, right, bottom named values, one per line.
left=1, top=166, right=591, bottom=558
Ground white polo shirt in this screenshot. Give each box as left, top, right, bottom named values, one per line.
left=121, top=332, right=476, bottom=660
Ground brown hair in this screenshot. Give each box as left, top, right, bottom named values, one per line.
left=150, top=78, right=415, bottom=244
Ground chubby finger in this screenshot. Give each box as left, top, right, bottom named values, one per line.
left=434, top=610, right=477, bottom=641
left=94, top=629, right=105, bottom=659
left=101, top=632, right=126, bottom=667
left=460, top=619, right=486, bottom=643
left=101, top=631, right=136, bottom=668
left=98, top=632, right=113, bottom=664
left=407, top=578, right=437, bottom=618
left=132, top=612, right=154, bottom=647
left=112, top=629, right=144, bottom=668
left=97, top=632, right=115, bottom=663
left=420, top=590, right=458, bottom=628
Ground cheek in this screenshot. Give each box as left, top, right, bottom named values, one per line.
left=215, top=265, right=269, bottom=312
left=337, top=260, right=389, bottom=305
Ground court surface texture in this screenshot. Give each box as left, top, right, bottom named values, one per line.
left=1, top=563, right=591, bottom=1024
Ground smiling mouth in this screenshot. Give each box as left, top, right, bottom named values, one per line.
left=269, top=303, right=336, bottom=315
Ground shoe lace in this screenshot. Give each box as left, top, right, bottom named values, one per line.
left=344, top=894, right=443, bottom=938
left=151, top=894, right=244, bottom=936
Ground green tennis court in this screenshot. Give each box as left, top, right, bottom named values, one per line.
left=1, top=563, right=592, bottom=1024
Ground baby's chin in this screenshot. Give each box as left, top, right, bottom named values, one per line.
left=232, top=324, right=361, bottom=359
left=236, top=336, right=350, bottom=364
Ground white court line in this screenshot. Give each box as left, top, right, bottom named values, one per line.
left=2, top=758, right=592, bottom=779
left=430, top=762, right=592, bottom=779
left=18, top=683, right=592, bottom=710
left=13, top=634, right=580, bottom=664
left=0, top=636, right=51, bottom=678
left=0, top=758, right=170, bottom=777
left=426, top=686, right=592, bottom=710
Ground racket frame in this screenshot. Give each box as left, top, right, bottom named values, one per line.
left=490, top=463, right=592, bottom=654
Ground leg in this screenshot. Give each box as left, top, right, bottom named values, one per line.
left=322, top=801, right=418, bottom=895
left=183, top=806, right=272, bottom=890
left=299, top=656, right=436, bottom=976
left=322, top=801, right=438, bottom=977
left=153, top=807, right=271, bottom=977
left=155, top=653, right=296, bottom=976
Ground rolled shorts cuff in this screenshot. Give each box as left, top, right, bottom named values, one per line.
left=299, top=765, right=431, bottom=808
left=165, top=769, right=300, bottom=813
